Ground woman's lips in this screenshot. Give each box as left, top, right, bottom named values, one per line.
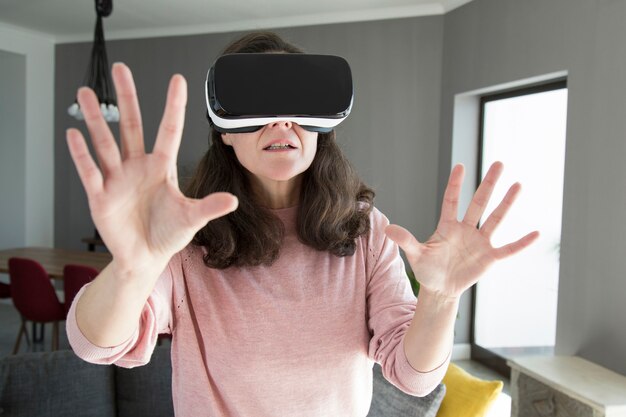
left=264, top=147, right=296, bottom=152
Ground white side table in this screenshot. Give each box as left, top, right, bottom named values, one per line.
left=508, top=356, right=626, bottom=417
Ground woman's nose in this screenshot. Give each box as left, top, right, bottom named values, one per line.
left=267, top=120, right=293, bottom=129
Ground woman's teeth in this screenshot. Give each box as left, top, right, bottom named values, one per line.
left=266, top=144, right=294, bottom=150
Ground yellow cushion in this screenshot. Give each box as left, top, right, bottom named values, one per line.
left=436, top=363, right=503, bottom=417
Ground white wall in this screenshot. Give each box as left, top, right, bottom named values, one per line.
left=0, top=23, right=55, bottom=248
left=0, top=50, right=26, bottom=249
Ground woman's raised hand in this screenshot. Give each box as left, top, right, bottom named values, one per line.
left=66, top=63, right=238, bottom=273
left=385, top=162, right=539, bottom=300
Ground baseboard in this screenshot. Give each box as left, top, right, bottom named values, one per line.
left=452, top=343, right=471, bottom=361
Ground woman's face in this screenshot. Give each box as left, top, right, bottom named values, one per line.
left=221, top=120, right=318, bottom=189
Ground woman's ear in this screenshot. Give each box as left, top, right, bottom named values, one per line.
left=221, top=133, right=232, bottom=146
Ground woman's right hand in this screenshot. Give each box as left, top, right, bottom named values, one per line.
left=67, top=63, right=238, bottom=276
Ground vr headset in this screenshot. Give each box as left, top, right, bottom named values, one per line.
left=205, top=53, right=353, bottom=133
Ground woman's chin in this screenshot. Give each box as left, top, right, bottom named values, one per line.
left=263, top=172, right=302, bottom=182
left=259, top=166, right=307, bottom=182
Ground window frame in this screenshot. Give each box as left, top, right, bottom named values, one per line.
left=470, top=79, right=568, bottom=377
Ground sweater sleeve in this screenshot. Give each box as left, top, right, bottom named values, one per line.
left=66, top=255, right=176, bottom=368
left=365, top=208, right=450, bottom=397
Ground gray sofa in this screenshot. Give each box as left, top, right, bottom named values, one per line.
left=0, top=347, right=445, bottom=417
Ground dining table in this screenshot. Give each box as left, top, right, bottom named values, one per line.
left=0, top=246, right=112, bottom=280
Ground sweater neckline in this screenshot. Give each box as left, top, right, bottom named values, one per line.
left=269, top=205, right=298, bottom=232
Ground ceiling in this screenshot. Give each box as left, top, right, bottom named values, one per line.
left=0, top=0, right=473, bottom=43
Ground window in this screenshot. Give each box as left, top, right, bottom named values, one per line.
left=471, top=81, right=568, bottom=375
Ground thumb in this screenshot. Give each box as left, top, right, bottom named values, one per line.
left=385, top=224, right=422, bottom=260
left=188, top=192, right=239, bottom=229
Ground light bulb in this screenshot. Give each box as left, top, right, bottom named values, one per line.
left=108, top=104, right=120, bottom=122
left=67, top=103, right=79, bottom=116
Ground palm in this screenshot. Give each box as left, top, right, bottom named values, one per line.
left=89, top=155, right=187, bottom=264
left=386, top=163, right=538, bottom=299
left=66, top=64, right=238, bottom=271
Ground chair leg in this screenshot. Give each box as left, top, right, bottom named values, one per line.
left=12, top=320, right=27, bottom=355
left=22, top=317, right=32, bottom=348
left=52, top=321, right=59, bottom=351
left=32, top=322, right=44, bottom=344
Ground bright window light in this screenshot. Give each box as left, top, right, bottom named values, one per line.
left=475, top=85, right=568, bottom=351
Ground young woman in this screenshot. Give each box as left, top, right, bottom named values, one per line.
left=66, top=32, right=538, bottom=416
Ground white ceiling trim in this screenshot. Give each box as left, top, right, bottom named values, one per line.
left=0, top=21, right=57, bottom=44
left=54, top=1, right=471, bottom=44
left=442, top=0, right=474, bottom=13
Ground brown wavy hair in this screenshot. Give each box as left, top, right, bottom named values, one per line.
left=185, top=31, right=374, bottom=269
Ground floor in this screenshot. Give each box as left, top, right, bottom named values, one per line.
left=0, top=298, right=73, bottom=355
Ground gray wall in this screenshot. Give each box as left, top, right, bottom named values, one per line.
left=0, top=50, right=26, bottom=249
left=54, top=18, right=444, bottom=255
left=440, top=0, right=626, bottom=374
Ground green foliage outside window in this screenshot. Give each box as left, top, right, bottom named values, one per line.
left=406, top=268, right=420, bottom=297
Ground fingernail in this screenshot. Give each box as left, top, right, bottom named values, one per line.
left=112, top=62, right=126, bottom=72
left=65, top=128, right=76, bottom=141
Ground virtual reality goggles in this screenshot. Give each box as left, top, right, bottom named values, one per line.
left=205, top=53, right=353, bottom=133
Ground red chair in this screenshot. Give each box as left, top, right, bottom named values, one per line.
left=8, top=257, right=66, bottom=354
left=0, top=282, right=10, bottom=298
left=63, top=264, right=99, bottom=316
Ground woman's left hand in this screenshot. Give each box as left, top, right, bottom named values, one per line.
left=385, top=161, right=539, bottom=300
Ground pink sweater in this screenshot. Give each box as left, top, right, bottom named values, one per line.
left=67, top=206, right=449, bottom=417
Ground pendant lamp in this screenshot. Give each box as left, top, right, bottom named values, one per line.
left=68, top=0, right=119, bottom=122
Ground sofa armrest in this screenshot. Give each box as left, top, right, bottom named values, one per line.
left=367, top=363, right=446, bottom=417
